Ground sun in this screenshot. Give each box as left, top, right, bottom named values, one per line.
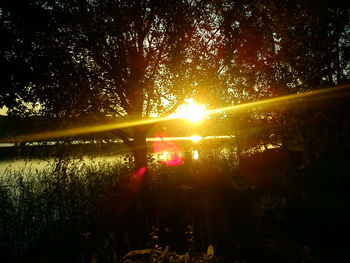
left=170, top=99, right=206, bottom=123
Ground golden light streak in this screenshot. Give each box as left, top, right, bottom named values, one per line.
left=2, top=84, right=349, bottom=143
left=4, top=116, right=170, bottom=143
left=205, top=84, right=350, bottom=116
left=146, top=136, right=204, bottom=142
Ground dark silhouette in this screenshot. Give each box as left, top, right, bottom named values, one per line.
left=239, top=148, right=302, bottom=188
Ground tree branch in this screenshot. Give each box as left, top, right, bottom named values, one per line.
left=114, top=129, right=133, bottom=147
left=160, top=94, right=186, bottom=118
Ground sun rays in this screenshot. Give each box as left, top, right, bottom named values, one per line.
left=2, top=84, right=350, bottom=144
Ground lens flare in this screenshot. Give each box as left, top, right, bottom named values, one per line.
left=135, top=166, right=147, bottom=177
left=158, top=151, right=171, bottom=162
left=153, top=135, right=182, bottom=166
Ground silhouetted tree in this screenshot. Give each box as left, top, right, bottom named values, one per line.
left=0, top=0, right=209, bottom=170
left=216, top=0, right=350, bottom=153
left=1, top=0, right=349, bottom=168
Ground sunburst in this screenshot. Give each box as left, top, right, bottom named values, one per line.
left=170, top=99, right=206, bottom=122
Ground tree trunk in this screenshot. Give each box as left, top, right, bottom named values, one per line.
left=131, top=126, right=148, bottom=171
left=131, top=125, right=154, bottom=216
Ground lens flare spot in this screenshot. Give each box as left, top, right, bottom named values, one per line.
left=135, top=166, right=147, bottom=177
left=153, top=135, right=182, bottom=166
left=165, top=152, right=182, bottom=166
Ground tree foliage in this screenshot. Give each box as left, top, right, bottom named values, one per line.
left=1, top=0, right=205, bottom=118
left=1, top=0, right=349, bottom=117
left=218, top=0, right=350, bottom=103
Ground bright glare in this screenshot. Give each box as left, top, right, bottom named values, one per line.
left=159, top=151, right=171, bottom=162
left=8, top=85, right=349, bottom=144
left=170, top=99, right=206, bottom=122
left=190, top=135, right=202, bottom=143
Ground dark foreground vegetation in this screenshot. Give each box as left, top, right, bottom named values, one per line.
left=1, top=138, right=349, bottom=263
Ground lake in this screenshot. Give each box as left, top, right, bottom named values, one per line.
left=0, top=135, right=239, bottom=175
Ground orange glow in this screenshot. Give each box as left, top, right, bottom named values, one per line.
left=2, top=84, right=349, bottom=144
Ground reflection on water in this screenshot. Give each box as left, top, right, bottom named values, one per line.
left=0, top=159, right=51, bottom=174
left=193, top=150, right=199, bottom=160
left=0, top=155, right=128, bottom=175
left=147, top=135, right=233, bottom=143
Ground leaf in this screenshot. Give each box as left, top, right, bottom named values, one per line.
left=207, top=244, right=214, bottom=259
left=184, top=252, right=190, bottom=263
